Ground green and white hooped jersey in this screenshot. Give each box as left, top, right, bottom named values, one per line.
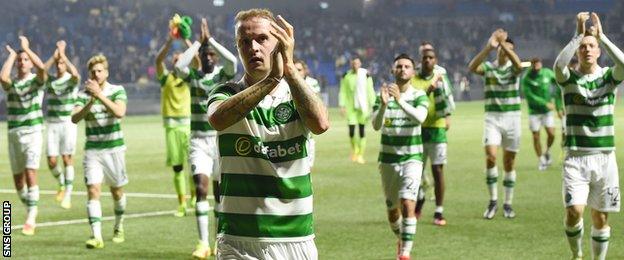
left=6, top=73, right=45, bottom=132
left=373, top=87, right=429, bottom=164
left=46, top=73, right=79, bottom=123
left=482, top=61, right=521, bottom=114
left=208, top=80, right=314, bottom=242
left=187, top=66, right=234, bottom=138
left=75, top=83, right=127, bottom=151
left=559, top=67, right=622, bottom=152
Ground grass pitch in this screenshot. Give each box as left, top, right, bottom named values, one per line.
left=1, top=101, right=623, bottom=259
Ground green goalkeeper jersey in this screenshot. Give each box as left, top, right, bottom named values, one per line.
left=521, top=68, right=558, bottom=115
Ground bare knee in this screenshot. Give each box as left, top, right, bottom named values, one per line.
left=110, top=187, right=124, bottom=200
left=566, top=206, right=584, bottom=226
left=87, top=185, right=101, bottom=200
left=387, top=208, right=401, bottom=223
left=591, top=209, right=609, bottom=229
left=61, top=155, right=73, bottom=166
left=47, top=157, right=58, bottom=169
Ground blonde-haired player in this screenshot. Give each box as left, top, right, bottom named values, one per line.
left=72, top=54, right=128, bottom=249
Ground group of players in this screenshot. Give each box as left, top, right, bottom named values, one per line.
left=2, top=8, right=621, bottom=260
left=340, top=11, right=621, bottom=260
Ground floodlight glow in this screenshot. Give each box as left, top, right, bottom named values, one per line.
left=213, top=0, right=224, bottom=7
left=319, top=2, right=329, bottom=9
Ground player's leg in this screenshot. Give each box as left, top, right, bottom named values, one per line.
left=192, top=174, right=212, bottom=259
left=590, top=210, right=610, bottom=260
left=414, top=145, right=429, bottom=220
left=398, top=161, right=421, bottom=259
left=190, top=137, right=214, bottom=258
left=47, top=124, right=65, bottom=201
left=86, top=183, right=104, bottom=249
left=348, top=124, right=357, bottom=161
left=60, top=122, right=78, bottom=208
left=502, top=150, right=517, bottom=218
left=211, top=180, right=220, bottom=256
left=22, top=131, right=42, bottom=235
left=168, top=126, right=188, bottom=216
left=528, top=115, right=544, bottom=167
left=84, top=152, right=105, bottom=248
left=483, top=116, right=501, bottom=219
left=60, top=155, right=74, bottom=209
left=563, top=154, right=589, bottom=259
left=380, top=163, right=402, bottom=238
left=355, top=116, right=367, bottom=164
left=432, top=164, right=445, bottom=225
left=588, top=152, right=619, bottom=260
left=104, top=150, right=129, bottom=244
left=544, top=126, right=556, bottom=166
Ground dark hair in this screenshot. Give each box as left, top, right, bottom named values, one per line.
left=394, top=53, right=415, bottom=67
left=505, top=37, right=514, bottom=45
left=420, top=41, right=434, bottom=49
left=16, top=49, right=25, bottom=55
left=530, top=57, right=542, bottom=63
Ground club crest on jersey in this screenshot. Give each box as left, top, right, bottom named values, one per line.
left=274, top=103, right=294, bottom=124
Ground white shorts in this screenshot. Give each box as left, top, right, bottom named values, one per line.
left=423, top=142, right=447, bottom=165
left=189, top=136, right=220, bottom=181
left=563, top=151, right=620, bottom=212
left=46, top=121, right=77, bottom=157
left=379, top=161, right=422, bottom=210
left=8, top=130, right=43, bottom=174
left=84, top=150, right=128, bottom=187
left=217, top=237, right=317, bottom=260
left=307, top=138, right=316, bottom=167
left=561, top=115, right=567, bottom=132
left=483, top=113, right=521, bottom=152
left=528, top=112, right=555, bottom=132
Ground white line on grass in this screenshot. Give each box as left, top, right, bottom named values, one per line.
left=0, top=189, right=214, bottom=199
left=11, top=207, right=212, bottom=230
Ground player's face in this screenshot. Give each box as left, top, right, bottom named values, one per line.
left=393, top=58, right=414, bottom=82
left=577, top=36, right=600, bottom=66
left=531, top=61, right=542, bottom=71
left=236, top=17, right=278, bottom=79
left=294, top=62, right=306, bottom=77
left=56, top=59, right=67, bottom=74
left=421, top=51, right=436, bottom=71
left=206, top=51, right=218, bottom=65
left=351, top=58, right=361, bottom=70
left=89, top=63, right=109, bottom=85
left=16, top=52, right=32, bottom=73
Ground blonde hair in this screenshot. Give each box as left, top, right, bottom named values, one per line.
left=234, top=9, right=276, bottom=40
left=87, top=54, right=108, bottom=71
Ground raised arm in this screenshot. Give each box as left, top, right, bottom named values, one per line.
left=468, top=30, right=500, bottom=75
left=174, top=40, right=201, bottom=78
left=156, top=37, right=173, bottom=77
left=372, top=85, right=389, bottom=131
left=202, top=18, right=237, bottom=77
left=1, top=46, right=17, bottom=90
left=497, top=35, right=523, bottom=73
left=208, top=77, right=281, bottom=131
left=43, top=50, right=57, bottom=72
left=554, top=13, right=588, bottom=83
left=57, top=41, right=80, bottom=83
left=19, top=36, right=47, bottom=84
left=591, top=13, right=624, bottom=81
left=272, top=15, right=329, bottom=134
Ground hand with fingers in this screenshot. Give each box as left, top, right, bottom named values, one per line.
left=577, top=12, right=590, bottom=35
left=494, top=29, right=508, bottom=45
left=201, top=18, right=211, bottom=43
left=269, top=15, right=296, bottom=78
left=387, top=83, right=401, bottom=101
left=590, top=12, right=602, bottom=38
left=380, top=83, right=390, bottom=106
left=19, top=36, right=30, bottom=51
left=488, top=30, right=501, bottom=49
left=5, top=45, right=16, bottom=56
left=85, top=79, right=102, bottom=98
